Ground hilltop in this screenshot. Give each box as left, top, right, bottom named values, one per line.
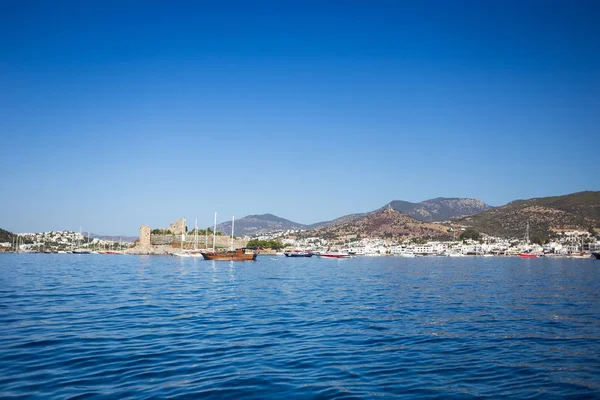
left=308, top=197, right=491, bottom=230
left=214, top=197, right=489, bottom=236
left=311, top=208, right=451, bottom=241
left=378, top=197, right=491, bottom=221
left=459, top=191, right=600, bottom=239
left=216, top=214, right=307, bottom=236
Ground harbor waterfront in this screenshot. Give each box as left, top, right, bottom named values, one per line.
left=1, top=254, right=599, bottom=398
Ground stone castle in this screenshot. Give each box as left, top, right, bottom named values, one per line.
left=168, top=218, right=186, bottom=235
left=138, top=218, right=247, bottom=251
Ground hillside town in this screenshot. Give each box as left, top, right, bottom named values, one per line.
left=1, top=230, right=133, bottom=253
left=253, top=227, right=600, bottom=257
left=2, top=222, right=599, bottom=258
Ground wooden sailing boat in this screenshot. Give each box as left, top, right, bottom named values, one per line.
left=201, top=213, right=257, bottom=261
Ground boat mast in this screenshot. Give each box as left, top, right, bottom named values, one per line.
left=194, top=217, right=198, bottom=251
left=230, top=216, right=234, bottom=250
left=212, top=212, right=217, bottom=252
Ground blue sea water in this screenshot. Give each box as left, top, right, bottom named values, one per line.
left=0, top=254, right=599, bottom=399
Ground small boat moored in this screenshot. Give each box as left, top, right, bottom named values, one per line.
left=520, top=252, right=543, bottom=258
left=284, top=250, right=314, bottom=257
left=319, top=251, right=352, bottom=259
left=569, top=253, right=591, bottom=259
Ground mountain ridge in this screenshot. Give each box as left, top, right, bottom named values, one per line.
left=377, top=197, right=491, bottom=221
left=217, top=197, right=493, bottom=236
left=216, top=214, right=307, bottom=236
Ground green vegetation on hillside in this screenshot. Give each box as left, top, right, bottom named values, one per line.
left=459, top=191, right=600, bottom=238
left=0, top=228, right=14, bottom=243
left=459, top=228, right=480, bottom=241
left=246, top=239, right=284, bottom=250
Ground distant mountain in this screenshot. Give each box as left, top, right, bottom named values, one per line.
left=379, top=197, right=492, bottom=221
left=219, top=197, right=492, bottom=236
left=211, top=193, right=598, bottom=239
left=458, top=191, right=600, bottom=239
left=309, top=197, right=490, bottom=231
left=312, top=208, right=451, bottom=241
left=216, top=214, right=308, bottom=236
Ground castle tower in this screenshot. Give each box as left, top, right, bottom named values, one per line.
left=139, top=225, right=151, bottom=249
left=168, top=218, right=186, bottom=235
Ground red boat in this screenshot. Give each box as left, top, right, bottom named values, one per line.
left=520, top=253, right=541, bottom=258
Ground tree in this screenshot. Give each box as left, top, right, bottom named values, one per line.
left=270, top=240, right=284, bottom=250
left=151, top=229, right=173, bottom=235
left=246, top=239, right=284, bottom=250
left=459, top=228, right=480, bottom=241
left=530, top=234, right=548, bottom=245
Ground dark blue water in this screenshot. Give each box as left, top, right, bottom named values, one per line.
left=1, top=254, right=599, bottom=399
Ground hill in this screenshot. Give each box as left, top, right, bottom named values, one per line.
left=216, top=214, right=308, bottom=236
left=459, top=191, right=600, bottom=239
left=309, top=197, right=491, bottom=230
left=0, top=228, right=14, bottom=243
left=311, top=209, right=451, bottom=241
left=214, top=197, right=492, bottom=236
left=379, top=197, right=492, bottom=221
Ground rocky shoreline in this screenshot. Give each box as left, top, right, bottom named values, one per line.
left=124, top=245, right=175, bottom=256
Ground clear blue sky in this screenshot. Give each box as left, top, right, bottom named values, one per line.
left=1, top=0, right=598, bottom=235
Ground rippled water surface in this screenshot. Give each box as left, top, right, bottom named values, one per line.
left=1, top=254, right=599, bottom=399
